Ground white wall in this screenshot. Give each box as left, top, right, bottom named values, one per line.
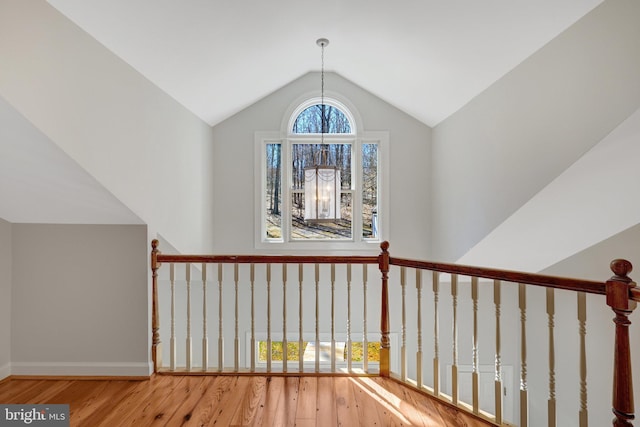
left=428, top=2, right=640, bottom=422
left=0, top=219, right=11, bottom=379
left=431, top=0, right=640, bottom=262
left=0, top=0, right=215, bottom=254
left=211, top=72, right=432, bottom=258
left=384, top=226, right=640, bottom=426
left=458, top=106, right=640, bottom=272
left=11, top=224, right=149, bottom=376
left=540, top=224, right=640, bottom=427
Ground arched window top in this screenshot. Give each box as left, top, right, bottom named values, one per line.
left=288, top=97, right=356, bottom=135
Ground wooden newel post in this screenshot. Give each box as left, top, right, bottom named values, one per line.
left=606, top=259, right=636, bottom=427
left=379, top=241, right=390, bottom=377
left=151, top=239, right=162, bottom=374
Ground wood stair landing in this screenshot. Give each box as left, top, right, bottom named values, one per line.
left=0, top=375, right=495, bottom=426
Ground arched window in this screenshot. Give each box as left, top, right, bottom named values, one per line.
left=256, top=96, right=386, bottom=249
left=292, top=104, right=352, bottom=134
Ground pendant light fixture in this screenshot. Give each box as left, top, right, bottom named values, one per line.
left=304, top=38, right=341, bottom=223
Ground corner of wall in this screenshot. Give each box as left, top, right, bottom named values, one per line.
left=0, top=218, right=12, bottom=380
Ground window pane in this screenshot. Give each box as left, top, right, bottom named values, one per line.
left=292, top=104, right=351, bottom=134
left=258, top=341, right=307, bottom=362
left=257, top=341, right=380, bottom=362
left=291, top=143, right=351, bottom=190
left=362, top=143, right=378, bottom=239
left=291, top=142, right=352, bottom=240
left=265, top=143, right=282, bottom=239
left=350, top=341, right=381, bottom=362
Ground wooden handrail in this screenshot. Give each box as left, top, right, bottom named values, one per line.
left=150, top=239, right=636, bottom=426
left=386, top=246, right=636, bottom=427
left=156, top=253, right=379, bottom=265
left=389, top=256, right=606, bottom=295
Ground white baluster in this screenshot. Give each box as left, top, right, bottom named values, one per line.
left=416, top=269, right=423, bottom=389
left=472, top=276, right=479, bottom=414
left=452, top=273, right=459, bottom=405
left=331, top=263, right=336, bottom=373
left=186, top=263, right=192, bottom=371
left=250, top=263, right=255, bottom=372
left=363, top=264, right=369, bottom=373
left=234, top=263, right=239, bottom=372
left=578, top=291, right=588, bottom=427
left=315, top=263, right=320, bottom=373
left=433, top=271, right=440, bottom=396
left=519, top=283, right=529, bottom=427
left=347, top=264, right=352, bottom=372
left=282, top=264, right=288, bottom=373
left=267, top=263, right=272, bottom=372
left=170, top=263, right=176, bottom=371
left=547, top=287, right=556, bottom=427
left=494, top=280, right=503, bottom=424
left=218, top=263, right=223, bottom=371
left=401, top=267, right=407, bottom=381
left=202, top=263, right=208, bottom=371
left=298, top=264, right=304, bottom=373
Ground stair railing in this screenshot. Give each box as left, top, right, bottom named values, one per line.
left=380, top=242, right=636, bottom=427
left=150, top=239, right=636, bottom=426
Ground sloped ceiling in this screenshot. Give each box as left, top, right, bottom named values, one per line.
left=47, top=0, right=603, bottom=127
left=0, top=95, right=144, bottom=224
left=0, top=0, right=607, bottom=227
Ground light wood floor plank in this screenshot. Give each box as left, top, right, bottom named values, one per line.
left=349, top=377, right=386, bottom=426
left=206, top=376, right=252, bottom=426
left=155, top=376, right=209, bottom=426
left=296, top=376, right=318, bottom=422
left=316, top=377, right=338, bottom=426
left=278, top=376, right=300, bottom=427
left=147, top=375, right=205, bottom=426
left=382, top=379, right=453, bottom=426
left=67, top=381, right=113, bottom=421
left=253, top=376, right=286, bottom=426
left=334, top=376, right=361, bottom=426
left=79, top=381, right=143, bottom=427
left=117, top=375, right=187, bottom=427
left=0, top=380, right=43, bottom=402
left=181, top=375, right=231, bottom=426
left=353, top=377, right=403, bottom=425
left=92, top=377, right=167, bottom=427
left=0, top=375, right=496, bottom=426
left=229, top=376, right=267, bottom=426
left=16, top=380, right=76, bottom=405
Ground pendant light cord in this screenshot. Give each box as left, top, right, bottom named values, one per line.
left=316, top=38, right=329, bottom=165
left=321, top=40, right=325, bottom=144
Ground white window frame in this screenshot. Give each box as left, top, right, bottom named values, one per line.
left=254, top=96, right=389, bottom=252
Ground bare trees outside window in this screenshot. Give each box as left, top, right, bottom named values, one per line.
left=262, top=101, right=380, bottom=243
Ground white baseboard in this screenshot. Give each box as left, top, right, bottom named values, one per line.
left=0, top=362, right=10, bottom=380
left=10, top=361, right=153, bottom=377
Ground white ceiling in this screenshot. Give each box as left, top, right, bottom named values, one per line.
left=47, top=0, right=603, bottom=127
left=0, top=0, right=606, bottom=226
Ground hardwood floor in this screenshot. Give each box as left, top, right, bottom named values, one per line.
left=0, top=375, right=495, bottom=426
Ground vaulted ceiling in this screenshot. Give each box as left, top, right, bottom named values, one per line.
left=47, top=0, right=603, bottom=127
left=0, top=0, right=608, bottom=231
